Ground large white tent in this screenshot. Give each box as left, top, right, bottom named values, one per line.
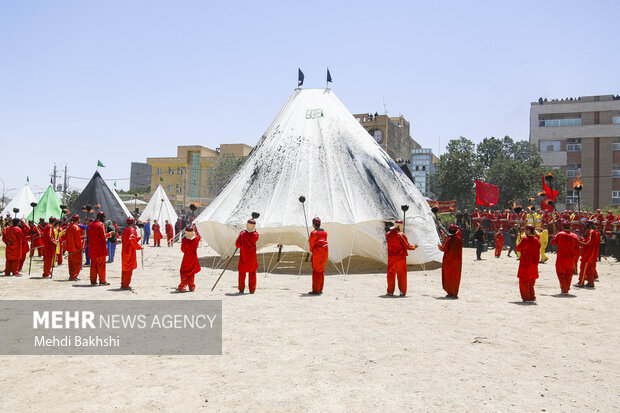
left=1, top=184, right=37, bottom=219
left=195, top=88, right=442, bottom=265
left=138, top=185, right=179, bottom=235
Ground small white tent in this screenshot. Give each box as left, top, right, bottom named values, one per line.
left=195, top=88, right=442, bottom=265
left=139, top=185, right=179, bottom=235
left=1, top=184, right=37, bottom=219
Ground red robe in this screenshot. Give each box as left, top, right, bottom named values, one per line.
left=309, top=229, right=328, bottom=293
left=551, top=230, right=579, bottom=293
left=87, top=220, right=110, bottom=284
left=3, top=226, right=22, bottom=274
left=165, top=223, right=174, bottom=237
left=516, top=235, right=540, bottom=301
left=152, top=224, right=162, bottom=242
left=236, top=230, right=260, bottom=273
left=494, top=232, right=504, bottom=257
left=121, top=227, right=142, bottom=272
left=386, top=229, right=415, bottom=296
left=87, top=221, right=109, bottom=259
left=178, top=235, right=201, bottom=291
left=438, top=230, right=462, bottom=297
left=65, top=223, right=83, bottom=279
left=31, top=224, right=43, bottom=256
left=19, top=223, right=30, bottom=269
left=42, top=224, right=57, bottom=276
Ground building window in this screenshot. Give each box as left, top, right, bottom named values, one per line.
left=613, top=191, right=620, bottom=205
left=566, top=138, right=581, bottom=152
left=613, top=164, right=620, bottom=177
left=168, top=167, right=174, bottom=175
left=613, top=138, right=620, bottom=151
left=538, top=118, right=581, bottom=127
left=540, top=141, right=561, bottom=152
left=566, top=190, right=579, bottom=204
left=613, top=116, right=620, bottom=124
left=566, top=164, right=581, bottom=178
left=167, top=184, right=173, bottom=192
left=156, top=167, right=162, bottom=175
left=176, top=184, right=182, bottom=193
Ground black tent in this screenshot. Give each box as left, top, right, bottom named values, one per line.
left=69, top=171, right=132, bottom=227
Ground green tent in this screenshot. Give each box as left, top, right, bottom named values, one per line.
left=27, top=185, right=63, bottom=221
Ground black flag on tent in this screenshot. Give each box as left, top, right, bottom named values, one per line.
left=298, top=68, right=304, bottom=87
left=327, top=68, right=332, bottom=84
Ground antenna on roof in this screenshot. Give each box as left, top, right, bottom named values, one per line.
left=382, top=97, right=388, bottom=115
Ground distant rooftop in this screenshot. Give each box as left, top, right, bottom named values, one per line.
left=532, top=94, right=620, bottom=105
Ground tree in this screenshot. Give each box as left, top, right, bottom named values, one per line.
left=207, top=153, right=246, bottom=196
left=65, top=190, right=81, bottom=209
left=430, top=137, right=482, bottom=209
left=432, top=136, right=567, bottom=210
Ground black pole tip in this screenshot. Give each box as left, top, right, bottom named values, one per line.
left=401, top=205, right=409, bottom=212
left=13, top=208, right=19, bottom=213
left=60, top=204, right=67, bottom=210
left=298, top=196, right=306, bottom=203
left=251, top=212, right=260, bottom=219
left=431, top=206, right=439, bottom=214
left=30, top=202, right=37, bottom=208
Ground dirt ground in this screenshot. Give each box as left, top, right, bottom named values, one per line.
left=0, top=242, right=618, bottom=412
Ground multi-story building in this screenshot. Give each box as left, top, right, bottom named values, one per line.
left=353, top=112, right=421, bottom=161
left=530, top=94, right=620, bottom=208
left=146, top=144, right=252, bottom=209
left=410, top=148, right=438, bottom=198
left=129, top=162, right=152, bottom=191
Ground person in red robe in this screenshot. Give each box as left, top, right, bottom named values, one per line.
left=152, top=220, right=162, bottom=247
left=88, top=211, right=112, bottom=285
left=56, top=219, right=67, bottom=266
left=178, top=226, right=201, bottom=292
left=165, top=220, right=174, bottom=247
left=516, top=225, right=541, bottom=302
left=385, top=219, right=417, bottom=297
left=308, top=217, right=328, bottom=295
left=18, top=220, right=30, bottom=271
left=65, top=214, right=83, bottom=281
left=576, top=222, right=598, bottom=288
left=121, top=217, right=142, bottom=290
left=236, top=219, right=260, bottom=294
left=438, top=224, right=462, bottom=298
left=550, top=222, right=580, bottom=294
left=29, top=220, right=42, bottom=257
left=42, top=217, right=59, bottom=278
left=2, top=218, right=23, bottom=276
left=494, top=228, right=504, bottom=258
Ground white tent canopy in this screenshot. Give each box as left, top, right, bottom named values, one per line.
left=195, top=88, right=441, bottom=264
left=138, top=185, right=179, bottom=234
left=1, top=184, right=37, bottom=219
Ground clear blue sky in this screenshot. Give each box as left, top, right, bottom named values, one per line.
left=1, top=0, right=618, bottom=198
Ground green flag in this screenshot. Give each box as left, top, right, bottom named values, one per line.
left=114, top=181, right=117, bottom=188
left=160, top=177, right=164, bottom=182
left=97, top=160, right=105, bottom=167
left=27, top=176, right=29, bottom=183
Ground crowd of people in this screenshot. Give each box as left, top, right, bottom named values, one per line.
left=1, top=205, right=616, bottom=302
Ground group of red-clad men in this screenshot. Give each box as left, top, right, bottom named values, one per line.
left=469, top=207, right=619, bottom=236
left=2, top=209, right=610, bottom=302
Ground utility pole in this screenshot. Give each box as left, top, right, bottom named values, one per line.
left=63, top=164, right=68, bottom=204
left=52, top=164, right=57, bottom=190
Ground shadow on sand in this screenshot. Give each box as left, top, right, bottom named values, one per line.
left=198, top=251, right=440, bottom=276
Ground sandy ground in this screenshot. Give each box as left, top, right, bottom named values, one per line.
left=0, top=241, right=619, bottom=412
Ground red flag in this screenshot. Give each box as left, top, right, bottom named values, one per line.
left=540, top=174, right=558, bottom=211
left=475, top=180, right=499, bottom=206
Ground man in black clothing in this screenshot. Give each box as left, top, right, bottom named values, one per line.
left=474, top=224, right=485, bottom=260
left=507, top=224, right=519, bottom=257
